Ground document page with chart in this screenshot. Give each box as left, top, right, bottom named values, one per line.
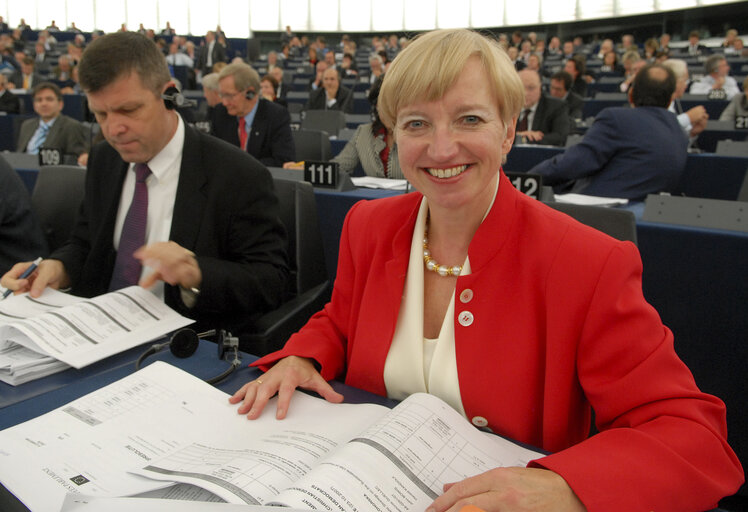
left=135, top=392, right=544, bottom=511
left=0, top=362, right=235, bottom=511
left=0, top=285, right=193, bottom=368
left=268, top=392, right=544, bottom=511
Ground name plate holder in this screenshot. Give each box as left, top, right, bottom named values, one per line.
left=642, top=194, right=748, bottom=233
left=303, top=161, right=354, bottom=191
left=505, top=172, right=553, bottom=201
left=38, top=147, right=63, bottom=166
left=735, top=115, right=748, bottom=130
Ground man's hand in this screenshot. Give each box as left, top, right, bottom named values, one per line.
left=1, top=259, right=70, bottom=298
left=686, top=105, right=709, bottom=136
left=135, top=241, right=201, bottom=290
left=426, top=467, right=587, bottom=512
left=517, top=130, right=545, bottom=142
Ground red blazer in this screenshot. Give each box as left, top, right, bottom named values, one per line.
left=255, top=171, right=743, bottom=510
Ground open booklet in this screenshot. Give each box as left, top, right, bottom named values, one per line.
left=0, top=286, right=193, bottom=384
left=0, top=362, right=544, bottom=511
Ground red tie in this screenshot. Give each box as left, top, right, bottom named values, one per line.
left=238, top=117, right=247, bottom=150
left=517, top=109, right=531, bottom=132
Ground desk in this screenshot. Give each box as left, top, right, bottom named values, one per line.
left=0, top=340, right=394, bottom=512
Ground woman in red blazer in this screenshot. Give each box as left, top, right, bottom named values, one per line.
left=232, top=29, right=743, bottom=511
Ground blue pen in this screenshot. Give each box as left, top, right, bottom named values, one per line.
left=2, top=257, right=43, bottom=299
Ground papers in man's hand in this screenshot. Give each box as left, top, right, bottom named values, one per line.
left=554, top=193, right=629, bottom=206
left=351, top=176, right=409, bottom=190
left=0, top=286, right=193, bottom=384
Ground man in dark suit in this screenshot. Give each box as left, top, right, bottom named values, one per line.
left=305, top=67, right=353, bottom=113
left=197, top=30, right=226, bottom=75
left=549, top=70, right=584, bottom=120
left=16, top=82, right=88, bottom=158
left=0, top=74, right=21, bottom=114
left=530, top=64, right=688, bottom=200
left=9, top=56, right=45, bottom=91
left=515, top=69, right=570, bottom=146
left=211, top=61, right=295, bottom=167
left=0, top=154, right=47, bottom=275
left=684, top=31, right=710, bottom=57
left=1, top=32, right=289, bottom=338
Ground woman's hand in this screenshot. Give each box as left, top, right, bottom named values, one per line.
left=229, top=356, right=344, bottom=420
left=426, top=467, right=586, bottom=512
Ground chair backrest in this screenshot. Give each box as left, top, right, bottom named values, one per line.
left=543, top=202, right=638, bottom=245
left=272, top=178, right=327, bottom=295
left=738, top=167, right=748, bottom=202
left=292, top=129, right=332, bottom=161
left=301, top=109, right=347, bottom=136
left=31, top=165, right=86, bottom=252
left=716, top=139, right=748, bottom=157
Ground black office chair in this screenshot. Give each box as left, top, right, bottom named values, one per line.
left=543, top=202, right=638, bottom=245
left=301, top=109, right=347, bottom=137
left=30, top=165, right=86, bottom=252
left=240, top=178, right=330, bottom=355
left=292, top=129, right=332, bottom=161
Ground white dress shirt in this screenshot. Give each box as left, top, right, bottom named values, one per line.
left=113, top=114, right=184, bottom=298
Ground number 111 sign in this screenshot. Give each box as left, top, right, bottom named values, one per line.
left=304, top=161, right=341, bottom=188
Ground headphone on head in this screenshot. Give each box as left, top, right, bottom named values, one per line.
left=162, top=85, right=197, bottom=109
left=135, top=328, right=241, bottom=385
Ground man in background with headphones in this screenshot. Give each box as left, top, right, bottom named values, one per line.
left=2, top=32, right=290, bottom=340
left=210, top=62, right=295, bottom=168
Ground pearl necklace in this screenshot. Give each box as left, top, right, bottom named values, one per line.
left=422, top=225, right=463, bottom=277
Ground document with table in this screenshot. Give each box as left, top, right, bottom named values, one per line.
left=0, top=286, right=193, bottom=384
left=0, top=361, right=543, bottom=511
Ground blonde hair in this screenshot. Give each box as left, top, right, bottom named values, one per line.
left=378, top=29, right=523, bottom=131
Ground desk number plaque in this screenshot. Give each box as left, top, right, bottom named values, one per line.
left=38, top=148, right=63, bottom=167
left=505, top=172, right=543, bottom=200
left=304, top=161, right=340, bottom=188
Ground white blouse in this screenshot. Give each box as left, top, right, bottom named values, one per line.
left=383, top=176, right=500, bottom=418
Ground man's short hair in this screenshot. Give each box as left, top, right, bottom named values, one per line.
left=202, top=73, right=220, bottom=92
left=32, top=81, right=62, bottom=101
left=551, top=71, right=572, bottom=92
left=704, top=54, right=725, bottom=75
left=218, top=61, right=260, bottom=92
left=689, top=30, right=700, bottom=39
left=630, top=63, right=675, bottom=108
left=78, top=31, right=170, bottom=95
left=662, top=59, right=687, bottom=80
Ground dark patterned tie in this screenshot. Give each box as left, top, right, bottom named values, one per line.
left=109, top=163, right=151, bottom=291
left=517, top=109, right=531, bottom=132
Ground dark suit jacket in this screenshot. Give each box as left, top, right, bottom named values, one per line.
left=8, top=71, right=44, bottom=90
left=16, top=114, right=89, bottom=156
left=50, top=121, right=290, bottom=336
left=305, top=85, right=353, bottom=113
left=198, top=41, right=226, bottom=74
left=0, top=89, right=21, bottom=114
left=0, top=154, right=47, bottom=274
left=518, top=95, right=570, bottom=146
left=565, top=91, right=584, bottom=120
left=530, top=106, right=688, bottom=200
left=210, top=100, right=296, bottom=167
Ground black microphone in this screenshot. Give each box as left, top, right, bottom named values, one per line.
left=135, top=328, right=215, bottom=370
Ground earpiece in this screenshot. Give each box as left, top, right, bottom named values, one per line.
left=245, top=88, right=256, bottom=100
left=162, top=86, right=197, bottom=109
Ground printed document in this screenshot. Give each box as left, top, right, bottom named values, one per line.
left=0, top=362, right=544, bottom=511
left=0, top=286, right=193, bottom=372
